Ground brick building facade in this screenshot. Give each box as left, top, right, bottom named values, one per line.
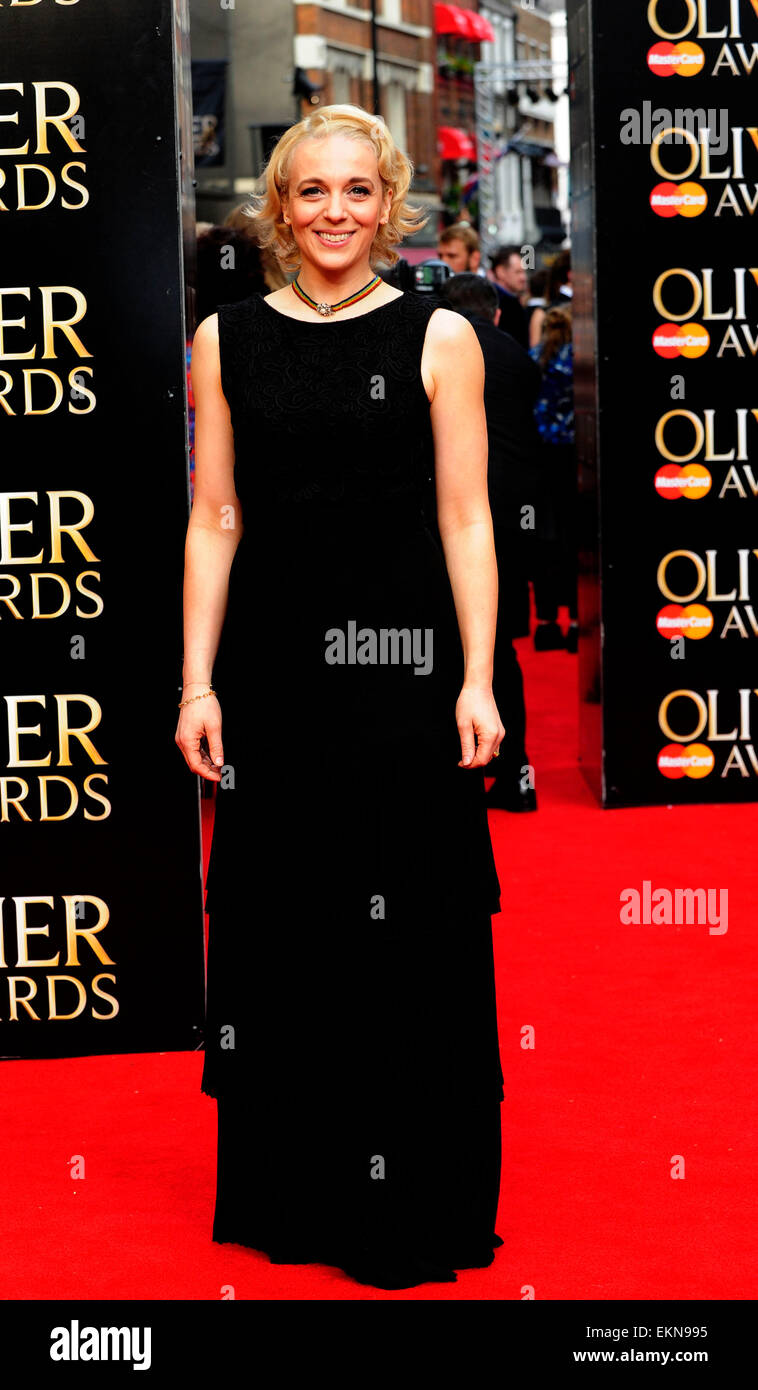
left=190, top=0, right=566, bottom=254
left=293, top=1, right=442, bottom=245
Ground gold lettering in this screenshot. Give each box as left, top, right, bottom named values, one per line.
left=0, top=777, right=30, bottom=822
left=6, top=976, right=39, bottom=1022
left=0, top=82, right=28, bottom=155
left=0, top=491, right=43, bottom=563
left=653, top=267, right=702, bottom=321
left=659, top=689, right=708, bottom=742
left=15, top=895, right=59, bottom=967
left=658, top=550, right=707, bottom=603
left=49, top=490, right=98, bottom=562
left=75, top=571, right=103, bottom=618
left=5, top=695, right=51, bottom=766
left=91, top=973, right=119, bottom=1019
left=708, top=689, right=737, bottom=740
left=651, top=127, right=700, bottom=180
left=63, top=894, right=115, bottom=966
left=31, top=573, right=70, bottom=618
left=54, top=694, right=105, bottom=766
left=655, top=409, right=705, bottom=462
left=32, top=81, right=84, bottom=155
left=47, top=975, right=87, bottom=1021
left=83, top=772, right=110, bottom=820
left=40, top=286, right=89, bottom=358
left=38, top=774, right=77, bottom=820
left=648, top=0, right=696, bottom=40
left=0, top=573, right=23, bottom=617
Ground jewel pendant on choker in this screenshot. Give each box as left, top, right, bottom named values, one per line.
left=292, top=273, right=383, bottom=316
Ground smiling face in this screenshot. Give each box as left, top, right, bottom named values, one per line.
left=280, top=134, right=392, bottom=275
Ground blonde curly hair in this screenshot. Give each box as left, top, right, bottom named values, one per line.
left=244, top=104, right=429, bottom=271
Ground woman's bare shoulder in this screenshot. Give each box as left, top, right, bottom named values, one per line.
left=193, top=311, right=220, bottom=343
left=427, top=304, right=478, bottom=347
left=190, top=314, right=222, bottom=393
left=425, top=307, right=483, bottom=374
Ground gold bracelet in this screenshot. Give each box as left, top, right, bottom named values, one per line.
left=178, top=687, right=215, bottom=708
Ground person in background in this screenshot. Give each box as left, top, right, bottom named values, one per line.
left=490, top=244, right=528, bottom=302
left=439, top=272, right=542, bottom=811
left=548, top=248, right=573, bottom=307
left=438, top=227, right=529, bottom=348
left=487, top=245, right=530, bottom=349
left=524, top=268, right=548, bottom=344
left=529, top=248, right=572, bottom=349
left=529, top=305, right=578, bottom=653
left=225, top=201, right=288, bottom=291
left=437, top=221, right=481, bottom=275
left=195, top=225, right=268, bottom=326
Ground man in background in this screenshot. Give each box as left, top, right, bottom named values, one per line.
left=438, top=226, right=529, bottom=349
left=488, top=245, right=530, bottom=349
left=438, top=272, right=543, bottom=811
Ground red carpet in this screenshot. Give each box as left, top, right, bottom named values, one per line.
left=2, top=624, right=755, bottom=1300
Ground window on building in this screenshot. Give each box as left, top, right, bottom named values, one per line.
left=532, top=159, right=554, bottom=208
left=385, top=80, right=407, bottom=153
left=332, top=67, right=351, bottom=105
left=382, top=0, right=402, bottom=22
left=494, top=20, right=505, bottom=65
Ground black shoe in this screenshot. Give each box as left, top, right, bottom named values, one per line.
left=486, top=780, right=538, bottom=812
left=534, top=621, right=565, bottom=651
left=565, top=623, right=578, bottom=653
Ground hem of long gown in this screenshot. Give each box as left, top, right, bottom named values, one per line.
left=200, top=1077, right=505, bottom=1289
left=208, top=1223, right=505, bottom=1291
left=201, top=898, right=504, bottom=1292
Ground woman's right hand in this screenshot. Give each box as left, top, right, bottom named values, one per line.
left=175, top=688, right=224, bottom=781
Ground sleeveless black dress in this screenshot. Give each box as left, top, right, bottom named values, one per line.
left=201, top=289, right=504, bottom=1289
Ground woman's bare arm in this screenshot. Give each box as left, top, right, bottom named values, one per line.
left=176, top=313, right=242, bottom=779
left=425, top=308, right=504, bottom=769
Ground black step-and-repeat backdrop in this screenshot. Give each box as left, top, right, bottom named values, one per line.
left=569, top=0, right=758, bottom=807
left=0, top=0, right=206, bottom=1057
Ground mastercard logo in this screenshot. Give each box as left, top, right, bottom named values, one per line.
left=658, top=743, right=715, bottom=779
left=656, top=604, right=713, bottom=639
left=654, top=464, right=712, bottom=499
left=650, top=182, right=707, bottom=217
left=652, top=323, right=709, bottom=358
left=647, top=42, right=705, bottom=77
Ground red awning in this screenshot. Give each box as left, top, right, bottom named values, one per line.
left=435, top=3, right=473, bottom=37
left=435, top=4, right=495, bottom=41
left=467, top=11, right=495, bottom=42
left=438, top=126, right=477, bottom=161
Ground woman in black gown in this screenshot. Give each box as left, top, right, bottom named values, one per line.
left=176, top=105, right=506, bottom=1290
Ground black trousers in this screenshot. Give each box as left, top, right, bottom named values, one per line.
left=532, top=441, right=578, bottom=622
left=491, top=557, right=529, bottom=785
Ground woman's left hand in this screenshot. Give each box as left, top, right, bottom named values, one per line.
left=456, top=684, right=505, bottom=768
